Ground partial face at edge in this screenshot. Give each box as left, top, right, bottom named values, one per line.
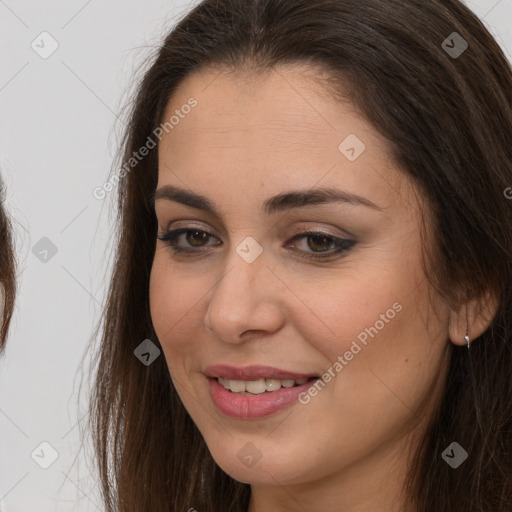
left=149, top=64, right=452, bottom=489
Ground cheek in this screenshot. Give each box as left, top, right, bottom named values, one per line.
left=149, top=255, right=205, bottom=356
left=286, top=249, right=446, bottom=408
left=322, top=279, right=448, bottom=429
left=278, top=258, right=414, bottom=364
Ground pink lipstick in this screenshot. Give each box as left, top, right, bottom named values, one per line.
left=205, top=365, right=320, bottom=419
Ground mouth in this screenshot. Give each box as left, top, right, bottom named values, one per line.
left=204, top=365, right=321, bottom=419
left=214, top=376, right=318, bottom=395
left=204, top=363, right=319, bottom=382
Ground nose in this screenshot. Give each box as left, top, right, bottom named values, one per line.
left=204, top=243, right=285, bottom=343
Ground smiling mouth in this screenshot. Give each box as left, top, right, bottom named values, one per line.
left=215, top=376, right=319, bottom=395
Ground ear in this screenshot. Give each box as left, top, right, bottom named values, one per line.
left=448, top=290, right=499, bottom=346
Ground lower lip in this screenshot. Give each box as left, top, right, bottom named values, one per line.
left=208, top=377, right=318, bottom=419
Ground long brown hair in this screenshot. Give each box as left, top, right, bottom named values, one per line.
left=0, top=175, right=16, bottom=351
left=88, top=1, right=512, bottom=510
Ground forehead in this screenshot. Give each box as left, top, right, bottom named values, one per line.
left=161, top=64, right=379, bottom=149
left=156, top=64, right=411, bottom=212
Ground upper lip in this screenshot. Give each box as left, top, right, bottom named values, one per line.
left=204, top=364, right=318, bottom=381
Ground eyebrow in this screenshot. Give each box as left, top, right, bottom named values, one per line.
left=152, top=185, right=384, bottom=214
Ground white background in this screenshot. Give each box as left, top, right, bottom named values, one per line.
left=0, top=0, right=510, bottom=510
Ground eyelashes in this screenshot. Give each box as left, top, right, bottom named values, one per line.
left=286, top=230, right=356, bottom=259
left=157, top=227, right=356, bottom=261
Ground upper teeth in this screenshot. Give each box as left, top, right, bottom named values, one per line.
left=217, top=377, right=310, bottom=394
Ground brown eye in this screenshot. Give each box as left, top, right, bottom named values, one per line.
left=306, top=234, right=333, bottom=252
left=157, top=228, right=221, bottom=252
left=186, top=230, right=210, bottom=247
left=286, top=231, right=356, bottom=260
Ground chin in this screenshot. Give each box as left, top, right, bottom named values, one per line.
left=205, top=439, right=317, bottom=487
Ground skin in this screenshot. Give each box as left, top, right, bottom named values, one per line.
left=149, top=64, right=494, bottom=512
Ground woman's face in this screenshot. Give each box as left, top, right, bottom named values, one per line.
left=150, top=64, right=452, bottom=495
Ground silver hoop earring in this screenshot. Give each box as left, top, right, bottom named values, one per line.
left=464, top=318, right=471, bottom=351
